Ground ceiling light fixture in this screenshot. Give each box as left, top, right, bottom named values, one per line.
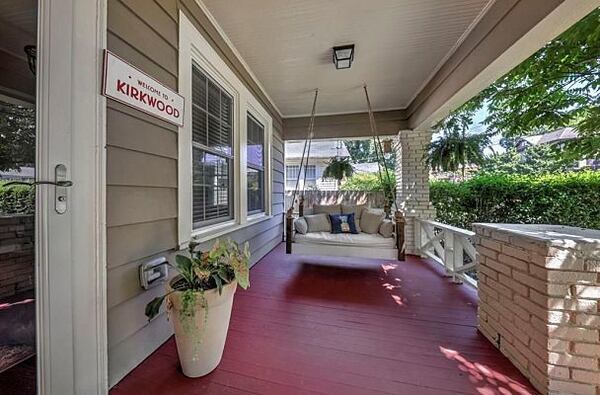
left=332, top=44, right=354, bottom=70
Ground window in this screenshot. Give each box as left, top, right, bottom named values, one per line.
left=305, top=165, right=316, bottom=181
left=247, top=114, right=265, bottom=213
left=179, top=14, right=275, bottom=245
left=191, top=65, right=234, bottom=227
left=285, top=165, right=300, bottom=189
left=286, top=165, right=300, bottom=180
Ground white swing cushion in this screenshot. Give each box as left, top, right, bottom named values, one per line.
left=293, top=231, right=397, bottom=259
left=294, top=231, right=395, bottom=248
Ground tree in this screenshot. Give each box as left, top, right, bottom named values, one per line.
left=322, top=157, right=354, bottom=188
left=344, top=140, right=375, bottom=163
left=480, top=145, right=574, bottom=175
left=0, top=101, right=36, bottom=171
left=341, top=172, right=396, bottom=192
left=438, top=8, right=600, bottom=159
left=426, top=111, right=491, bottom=179
left=344, top=139, right=396, bottom=170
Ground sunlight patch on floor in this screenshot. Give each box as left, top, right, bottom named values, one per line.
left=440, top=346, right=534, bottom=395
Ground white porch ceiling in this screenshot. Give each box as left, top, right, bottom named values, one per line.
left=202, top=0, right=492, bottom=117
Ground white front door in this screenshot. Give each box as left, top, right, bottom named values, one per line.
left=36, top=0, right=107, bottom=394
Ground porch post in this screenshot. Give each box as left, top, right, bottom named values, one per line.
left=395, top=130, right=435, bottom=255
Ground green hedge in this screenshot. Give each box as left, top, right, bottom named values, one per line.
left=0, top=183, right=35, bottom=215
left=430, top=171, right=600, bottom=230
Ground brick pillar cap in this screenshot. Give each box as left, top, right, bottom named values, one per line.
left=473, top=223, right=600, bottom=251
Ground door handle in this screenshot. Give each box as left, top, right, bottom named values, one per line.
left=3, top=164, right=72, bottom=214
left=2, top=180, right=73, bottom=187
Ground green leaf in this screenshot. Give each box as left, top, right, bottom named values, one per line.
left=175, top=254, right=194, bottom=283
left=212, top=274, right=223, bottom=295
left=430, top=171, right=600, bottom=230
left=175, top=254, right=192, bottom=272
left=218, top=268, right=230, bottom=283
left=232, top=243, right=250, bottom=290
left=433, top=9, right=600, bottom=160
left=323, top=157, right=354, bottom=187
left=145, top=295, right=166, bottom=321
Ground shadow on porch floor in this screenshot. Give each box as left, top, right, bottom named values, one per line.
left=110, top=243, right=538, bottom=395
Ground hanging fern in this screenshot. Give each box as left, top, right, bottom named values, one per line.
left=323, top=157, right=354, bottom=188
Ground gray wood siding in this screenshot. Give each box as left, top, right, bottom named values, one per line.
left=106, top=0, right=284, bottom=387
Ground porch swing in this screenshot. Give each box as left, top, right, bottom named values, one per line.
left=285, top=86, right=405, bottom=261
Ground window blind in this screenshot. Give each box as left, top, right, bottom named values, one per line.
left=191, top=64, right=234, bottom=226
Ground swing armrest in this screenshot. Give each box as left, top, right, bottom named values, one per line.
left=392, top=211, right=405, bottom=261
left=285, top=213, right=295, bottom=254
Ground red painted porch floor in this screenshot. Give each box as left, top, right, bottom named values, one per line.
left=110, top=243, right=538, bottom=395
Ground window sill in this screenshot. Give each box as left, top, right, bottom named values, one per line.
left=247, top=211, right=267, bottom=222
left=190, top=214, right=273, bottom=245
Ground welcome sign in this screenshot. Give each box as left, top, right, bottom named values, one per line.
left=102, top=50, right=184, bottom=126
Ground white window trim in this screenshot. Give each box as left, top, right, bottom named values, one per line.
left=246, top=101, right=272, bottom=218
left=178, top=12, right=273, bottom=248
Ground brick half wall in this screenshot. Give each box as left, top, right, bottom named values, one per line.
left=474, top=224, right=600, bottom=395
left=0, top=215, right=34, bottom=303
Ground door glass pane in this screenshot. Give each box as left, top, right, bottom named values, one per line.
left=0, top=2, right=38, bottom=393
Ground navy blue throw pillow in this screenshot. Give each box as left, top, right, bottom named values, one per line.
left=329, top=213, right=358, bottom=234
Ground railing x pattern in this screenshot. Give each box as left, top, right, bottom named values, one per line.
left=415, top=219, right=478, bottom=287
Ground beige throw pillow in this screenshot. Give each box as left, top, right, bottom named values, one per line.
left=379, top=220, right=394, bottom=238
left=360, top=210, right=384, bottom=234
left=354, top=219, right=362, bottom=233
left=313, top=204, right=341, bottom=216
left=341, top=204, right=367, bottom=219
left=295, top=217, right=308, bottom=234
left=304, top=213, right=331, bottom=233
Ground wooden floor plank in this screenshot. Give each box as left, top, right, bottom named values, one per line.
left=110, top=243, right=538, bottom=395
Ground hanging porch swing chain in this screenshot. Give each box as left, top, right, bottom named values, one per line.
left=289, top=88, right=319, bottom=215
left=287, top=86, right=397, bottom=217
left=363, top=84, right=398, bottom=212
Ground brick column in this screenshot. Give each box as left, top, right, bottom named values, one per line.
left=474, top=224, right=600, bottom=395
left=395, top=129, right=435, bottom=255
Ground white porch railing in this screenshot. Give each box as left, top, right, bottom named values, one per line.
left=415, top=219, right=478, bottom=287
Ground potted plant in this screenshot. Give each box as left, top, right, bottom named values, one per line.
left=145, top=238, right=250, bottom=377
left=323, top=156, right=354, bottom=189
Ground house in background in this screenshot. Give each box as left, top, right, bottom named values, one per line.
left=285, top=140, right=349, bottom=191
left=0, top=166, right=35, bottom=181
left=352, top=162, right=381, bottom=174
left=517, top=127, right=600, bottom=169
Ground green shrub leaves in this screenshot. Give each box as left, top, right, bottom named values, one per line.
left=0, top=183, right=34, bottom=215
left=430, top=171, right=600, bottom=230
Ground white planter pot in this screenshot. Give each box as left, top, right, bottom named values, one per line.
left=167, top=278, right=237, bottom=377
